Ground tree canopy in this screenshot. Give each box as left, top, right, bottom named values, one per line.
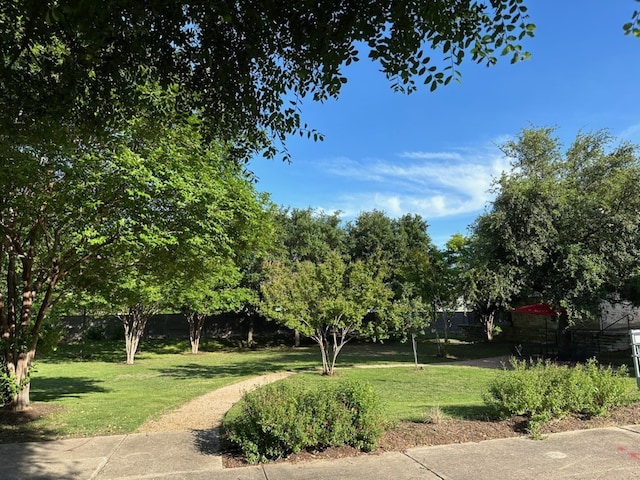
left=464, top=127, right=640, bottom=324
left=260, top=251, right=394, bottom=375
left=0, top=112, right=269, bottom=406
left=2, top=1, right=535, bottom=158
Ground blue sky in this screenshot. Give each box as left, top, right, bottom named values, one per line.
left=249, top=1, right=640, bottom=247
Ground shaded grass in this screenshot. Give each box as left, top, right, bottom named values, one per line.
left=337, top=338, right=511, bottom=366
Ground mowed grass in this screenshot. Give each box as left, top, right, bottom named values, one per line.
left=4, top=337, right=513, bottom=441
left=23, top=340, right=319, bottom=439
left=261, top=366, right=501, bottom=424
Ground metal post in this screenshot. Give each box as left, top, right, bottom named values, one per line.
left=630, top=330, right=640, bottom=390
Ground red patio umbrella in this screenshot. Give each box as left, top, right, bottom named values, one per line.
left=510, top=303, right=566, bottom=317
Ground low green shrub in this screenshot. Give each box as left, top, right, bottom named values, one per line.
left=0, top=359, right=19, bottom=407
left=84, top=325, right=106, bottom=341
left=485, top=357, right=631, bottom=435
left=223, top=379, right=384, bottom=463
left=38, top=320, right=65, bottom=354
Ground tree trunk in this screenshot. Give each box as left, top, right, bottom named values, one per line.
left=316, top=331, right=330, bottom=375
left=191, top=334, right=200, bottom=355
left=4, top=248, right=40, bottom=410
left=247, top=316, right=254, bottom=348
left=121, top=304, right=155, bottom=365
left=294, top=330, right=300, bottom=347
left=187, top=312, right=206, bottom=354
left=11, top=350, right=35, bottom=411
left=326, top=325, right=350, bottom=375
left=484, top=310, right=495, bottom=342
left=124, top=330, right=140, bottom=365
left=329, top=329, right=339, bottom=375
left=412, top=333, right=419, bottom=368
left=434, top=328, right=444, bottom=356
left=443, top=311, right=449, bottom=344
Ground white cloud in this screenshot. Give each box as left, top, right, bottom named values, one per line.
left=314, top=141, right=512, bottom=220
left=399, top=151, right=465, bottom=161
left=619, top=124, right=640, bottom=143
left=319, top=156, right=386, bottom=182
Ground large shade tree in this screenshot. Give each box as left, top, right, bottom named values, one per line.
left=347, top=211, right=439, bottom=347
left=0, top=111, right=267, bottom=408
left=463, top=128, right=640, bottom=341
left=2, top=1, right=536, bottom=160
left=0, top=121, right=151, bottom=409
left=277, top=208, right=345, bottom=263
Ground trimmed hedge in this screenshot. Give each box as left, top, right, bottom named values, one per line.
left=223, top=379, right=384, bottom=463
left=485, top=357, right=631, bottom=435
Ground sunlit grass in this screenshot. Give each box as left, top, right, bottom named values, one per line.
left=270, top=365, right=501, bottom=423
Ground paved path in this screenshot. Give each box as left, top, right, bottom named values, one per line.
left=136, top=371, right=294, bottom=433
left=1, top=425, right=639, bottom=479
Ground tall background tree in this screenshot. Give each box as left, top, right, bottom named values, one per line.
left=347, top=211, right=439, bottom=349
left=277, top=208, right=345, bottom=263
left=462, top=127, right=640, bottom=343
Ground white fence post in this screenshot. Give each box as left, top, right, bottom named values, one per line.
left=631, top=329, right=640, bottom=390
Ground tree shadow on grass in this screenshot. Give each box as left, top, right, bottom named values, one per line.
left=440, top=404, right=499, bottom=421
left=154, top=359, right=305, bottom=380
left=0, top=404, right=64, bottom=444
left=30, top=377, right=109, bottom=402
left=0, top=378, right=109, bottom=445
left=40, top=341, right=126, bottom=364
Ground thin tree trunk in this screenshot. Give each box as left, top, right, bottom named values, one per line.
left=485, top=310, right=495, bottom=342
left=294, top=330, right=300, bottom=347
left=317, top=331, right=330, bottom=375
left=412, top=333, right=419, bottom=368
left=247, top=316, right=254, bottom=348
left=188, top=312, right=206, bottom=354
left=443, top=311, right=449, bottom=344
left=329, top=329, right=340, bottom=375
left=326, top=325, right=351, bottom=376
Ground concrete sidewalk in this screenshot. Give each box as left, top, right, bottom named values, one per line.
left=1, top=425, right=640, bottom=480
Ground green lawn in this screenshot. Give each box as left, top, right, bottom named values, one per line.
left=8, top=336, right=634, bottom=443
left=24, top=341, right=320, bottom=439
left=273, top=365, right=501, bottom=423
